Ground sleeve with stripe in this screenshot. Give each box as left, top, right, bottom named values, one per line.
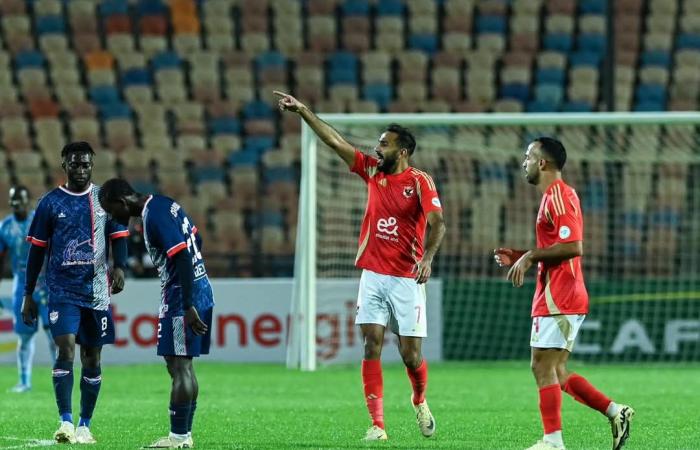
left=549, top=186, right=583, bottom=243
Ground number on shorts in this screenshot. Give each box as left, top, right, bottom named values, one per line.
left=415, top=306, right=421, bottom=323
left=101, top=317, right=108, bottom=331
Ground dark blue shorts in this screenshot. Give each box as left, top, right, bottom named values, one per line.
left=48, top=303, right=115, bottom=347
left=157, top=308, right=212, bottom=357
left=13, top=289, right=50, bottom=335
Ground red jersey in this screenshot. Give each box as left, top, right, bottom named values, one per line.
left=532, top=179, right=589, bottom=317
left=351, top=150, right=442, bottom=278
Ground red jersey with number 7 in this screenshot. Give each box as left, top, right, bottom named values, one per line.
left=532, top=179, right=589, bottom=317
left=351, top=150, right=443, bottom=278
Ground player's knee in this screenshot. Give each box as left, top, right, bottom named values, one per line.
left=362, top=337, right=382, bottom=359
left=555, top=365, right=569, bottom=386
left=57, top=347, right=74, bottom=362
left=18, top=333, right=34, bottom=348
left=400, top=350, right=421, bottom=369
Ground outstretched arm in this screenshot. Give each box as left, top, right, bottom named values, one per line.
left=274, top=90, right=356, bottom=168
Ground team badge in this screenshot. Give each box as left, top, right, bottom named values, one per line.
left=49, top=311, right=59, bottom=324
left=559, top=226, right=571, bottom=239
left=403, top=186, right=415, bottom=198
left=378, top=179, right=387, bottom=187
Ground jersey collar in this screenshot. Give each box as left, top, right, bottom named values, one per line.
left=544, top=179, right=565, bottom=195
left=59, top=183, right=94, bottom=196
left=141, top=195, right=154, bottom=221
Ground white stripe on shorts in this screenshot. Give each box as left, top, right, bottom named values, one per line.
left=172, top=316, right=186, bottom=355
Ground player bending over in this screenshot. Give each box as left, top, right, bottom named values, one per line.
left=99, top=178, right=214, bottom=449
left=495, top=137, right=634, bottom=450
left=276, top=91, right=446, bottom=441
left=0, top=185, right=56, bottom=392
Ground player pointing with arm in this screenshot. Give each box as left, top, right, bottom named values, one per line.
left=22, top=142, right=129, bottom=445
left=276, top=91, right=446, bottom=441
left=495, top=137, right=634, bottom=450
left=99, top=178, right=214, bottom=449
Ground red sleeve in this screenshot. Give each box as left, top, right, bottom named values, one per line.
left=350, top=150, right=378, bottom=182
left=416, top=171, right=443, bottom=214
left=549, top=186, right=583, bottom=243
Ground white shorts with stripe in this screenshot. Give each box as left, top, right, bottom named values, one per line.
left=530, top=314, right=586, bottom=352
left=355, top=269, right=427, bottom=337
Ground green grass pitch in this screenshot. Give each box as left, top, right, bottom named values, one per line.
left=1, top=362, right=698, bottom=449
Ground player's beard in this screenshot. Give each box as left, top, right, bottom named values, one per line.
left=377, top=155, right=398, bottom=173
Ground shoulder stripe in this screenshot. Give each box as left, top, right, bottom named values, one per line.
left=552, top=184, right=566, bottom=216
left=411, top=168, right=436, bottom=191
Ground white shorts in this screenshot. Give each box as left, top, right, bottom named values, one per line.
left=355, top=270, right=428, bottom=337
left=530, top=314, right=586, bottom=352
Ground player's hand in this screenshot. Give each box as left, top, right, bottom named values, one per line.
left=507, top=251, right=533, bottom=288
left=111, top=267, right=125, bottom=294
left=185, top=306, right=208, bottom=336
left=493, top=248, right=525, bottom=267
left=414, top=258, right=433, bottom=284
left=273, top=90, right=305, bottom=113
left=21, top=294, right=38, bottom=326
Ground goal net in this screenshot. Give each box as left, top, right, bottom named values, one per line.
left=288, top=112, right=700, bottom=370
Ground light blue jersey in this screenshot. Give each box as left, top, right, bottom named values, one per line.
left=0, top=211, right=45, bottom=300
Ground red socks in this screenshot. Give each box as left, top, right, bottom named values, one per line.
left=361, top=359, right=384, bottom=429
left=539, top=384, right=562, bottom=434
left=562, top=373, right=612, bottom=414
left=406, top=359, right=428, bottom=405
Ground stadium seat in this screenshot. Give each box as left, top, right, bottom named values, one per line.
left=636, top=84, right=666, bottom=103
left=561, top=101, right=593, bottom=112
left=408, top=34, right=439, bottom=54
left=526, top=100, right=558, bottom=112
left=641, top=51, right=672, bottom=67
left=476, top=16, right=507, bottom=34
left=377, top=0, right=404, bottom=16
left=15, top=51, right=45, bottom=69
left=570, top=52, right=603, bottom=67
left=543, top=33, right=573, bottom=51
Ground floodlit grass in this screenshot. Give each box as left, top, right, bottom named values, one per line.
left=1, top=362, right=697, bottom=449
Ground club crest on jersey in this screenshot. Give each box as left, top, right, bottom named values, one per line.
left=403, top=186, right=415, bottom=198
left=49, top=311, right=58, bottom=324
left=378, top=179, right=387, bottom=187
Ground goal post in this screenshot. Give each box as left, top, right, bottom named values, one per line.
left=287, top=112, right=700, bottom=371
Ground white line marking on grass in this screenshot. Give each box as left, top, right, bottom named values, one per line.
left=0, top=437, right=55, bottom=448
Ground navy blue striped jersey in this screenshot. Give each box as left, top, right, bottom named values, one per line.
left=26, top=184, right=129, bottom=310
left=141, top=195, right=214, bottom=317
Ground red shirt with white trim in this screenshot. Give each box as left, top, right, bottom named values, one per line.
left=532, top=179, right=589, bottom=317
left=351, top=150, right=442, bottom=278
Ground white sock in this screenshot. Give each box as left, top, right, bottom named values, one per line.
left=543, top=430, right=564, bottom=447
left=606, top=402, right=620, bottom=419
left=169, top=432, right=188, bottom=441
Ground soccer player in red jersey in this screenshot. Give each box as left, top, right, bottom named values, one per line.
left=275, top=91, right=446, bottom=441
left=495, top=137, right=634, bottom=450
